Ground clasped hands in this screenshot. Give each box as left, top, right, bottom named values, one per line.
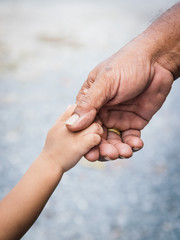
left=66, top=44, right=174, bottom=162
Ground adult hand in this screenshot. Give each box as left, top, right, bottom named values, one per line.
left=84, top=61, right=173, bottom=161
left=66, top=3, right=179, bottom=161
left=67, top=42, right=173, bottom=160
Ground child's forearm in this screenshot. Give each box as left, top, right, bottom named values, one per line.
left=0, top=105, right=103, bottom=239
left=0, top=154, right=63, bottom=240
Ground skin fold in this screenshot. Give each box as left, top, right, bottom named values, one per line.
left=67, top=3, right=180, bottom=161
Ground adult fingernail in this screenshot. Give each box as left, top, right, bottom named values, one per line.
left=133, top=148, right=140, bottom=152
left=66, top=114, right=79, bottom=125
left=104, top=156, right=112, bottom=161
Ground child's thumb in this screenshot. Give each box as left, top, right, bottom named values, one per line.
left=61, top=104, right=77, bottom=120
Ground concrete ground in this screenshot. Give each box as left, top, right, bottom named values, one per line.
left=0, top=0, right=180, bottom=239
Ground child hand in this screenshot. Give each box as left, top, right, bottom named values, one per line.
left=41, top=105, right=103, bottom=173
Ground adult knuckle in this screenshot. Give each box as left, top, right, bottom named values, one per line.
left=87, top=71, right=95, bottom=80
left=86, top=72, right=95, bottom=87
left=78, top=95, right=92, bottom=108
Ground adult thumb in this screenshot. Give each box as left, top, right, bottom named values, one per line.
left=66, top=76, right=108, bottom=131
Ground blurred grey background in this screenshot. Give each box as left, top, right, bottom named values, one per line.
left=0, top=0, right=180, bottom=239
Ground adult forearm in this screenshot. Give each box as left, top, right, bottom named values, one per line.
left=138, top=2, right=180, bottom=79
left=0, top=154, right=63, bottom=240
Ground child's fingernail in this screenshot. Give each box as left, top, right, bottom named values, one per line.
left=104, top=156, right=112, bottom=161
left=66, top=114, right=79, bottom=125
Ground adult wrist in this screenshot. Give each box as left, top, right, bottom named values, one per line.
left=137, top=32, right=180, bottom=80
left=138, top=3, right=180, bottom=80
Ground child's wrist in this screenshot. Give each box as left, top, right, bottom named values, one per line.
left=38, top=151, right=65, bottom=180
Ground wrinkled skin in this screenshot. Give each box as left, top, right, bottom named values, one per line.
left=66, top=3, right=180, bottom=161
left=67, top=44, right=174, bottom=161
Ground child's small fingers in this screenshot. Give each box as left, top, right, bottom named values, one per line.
left=84, top=134, right=101, bottom=149
left=60, top=104, right=77, bottom=121
left=82, top=122, right=103, bottom=137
